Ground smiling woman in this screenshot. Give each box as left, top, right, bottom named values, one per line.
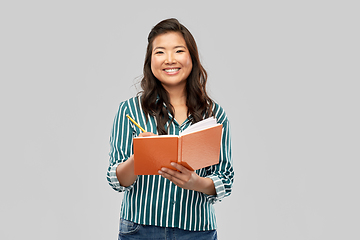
left=150, top=31, right=193, bottom=124
left=107, top=18, right=234, bottom=240
left=151, top=32, right=193, bottom=91
left=140, top=18, right=213, bottom=135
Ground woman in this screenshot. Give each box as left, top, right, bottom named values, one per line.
left=107, top=18, right=234, bottom=239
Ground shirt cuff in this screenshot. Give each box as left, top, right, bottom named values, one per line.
left=107, top=162, right=136, bottom=192
left=205, top=175, right=226, bottom=204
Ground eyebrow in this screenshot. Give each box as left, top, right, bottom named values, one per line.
left=153, top=45, right=187, bottom=52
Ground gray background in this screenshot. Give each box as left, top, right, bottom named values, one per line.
left=1, top=0, right=359, bottom=239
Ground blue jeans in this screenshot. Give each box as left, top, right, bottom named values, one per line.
left=118, top=218, right=218, bottom=240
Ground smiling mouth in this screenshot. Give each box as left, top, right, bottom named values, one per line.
left=164, top=68, right=180, bottom=73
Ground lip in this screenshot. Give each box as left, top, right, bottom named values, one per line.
left=163, top=68, right=180, bottom=75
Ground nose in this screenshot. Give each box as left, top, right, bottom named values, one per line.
left=165, top=53, right=176, bottom=64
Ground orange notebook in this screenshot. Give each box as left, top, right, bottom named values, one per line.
left=133, top=117, right=222, bottom=175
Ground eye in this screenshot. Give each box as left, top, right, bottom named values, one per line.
left=176, top=50, right=185, bottom=53
left=154, top=51, right=164, bottom=55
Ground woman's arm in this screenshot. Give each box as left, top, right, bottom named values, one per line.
left=116, top=132, right=156, bottom=187
left=159, top=105, right=234, bottom=200
left=116, top=155, right=137, bottom=187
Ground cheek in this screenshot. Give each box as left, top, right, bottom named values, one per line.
left=150, top=57, right=158, bottom=74
left=188, top=59, right=193, bottom=69
left=185, top=57, right=193, bottom=70
left=152, top=56, right=163, bottom=67
left=182, top=54, right=192, bottom=67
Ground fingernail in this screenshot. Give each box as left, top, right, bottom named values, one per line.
left=170, top=162, right=176, bottom=166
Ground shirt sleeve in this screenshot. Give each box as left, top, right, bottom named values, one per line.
left=205, top=106, right=234, bottom=204
left=106, top=101, right=137, bottom=192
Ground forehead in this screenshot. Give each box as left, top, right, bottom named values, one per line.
left=152, top=32, right=187, bottom=49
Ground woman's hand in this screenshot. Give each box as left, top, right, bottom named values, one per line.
left=158, top=163, right=216, bottom=195
left=138, top=132, right=157, bottom=137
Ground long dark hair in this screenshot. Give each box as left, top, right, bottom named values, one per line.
left=140, top=18, right=214, bottom=135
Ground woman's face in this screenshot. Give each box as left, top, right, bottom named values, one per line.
left=151, top=31, right=193, bottom=90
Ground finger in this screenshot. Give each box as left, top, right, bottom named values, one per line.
left=138, top=132, right=156, bottom=137
left=158, top=169, right=186, bottom=187
left=159, top=167, right=179, bottom=178
left=158, top=168, right=176, bottom=182
left=160, top=167, right=191, bottom=182
left=168, top=177, right=186, bottom=188
left=170, top=162, right=190, bottom=173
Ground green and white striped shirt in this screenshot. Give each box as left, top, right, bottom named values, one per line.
left=107, top=96, right=233, bottom=231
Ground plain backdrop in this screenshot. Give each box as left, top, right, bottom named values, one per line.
left=1, top=1, right=359, bottom=239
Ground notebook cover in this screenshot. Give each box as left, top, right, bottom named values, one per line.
left=133, top=136, right=178, bottom=175
left=180, top=124, right=222, bottom=171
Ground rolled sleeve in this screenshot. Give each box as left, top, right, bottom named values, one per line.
left=205, top=175, right=226, bottom=203
left=107, top=162, right=136, bottom=192
left=106, top=101, right=138, bottom=193
left=205, top=106, right=234, bottom=203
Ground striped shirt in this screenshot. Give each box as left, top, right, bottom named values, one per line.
left=107, top=96, right=234, bottom=231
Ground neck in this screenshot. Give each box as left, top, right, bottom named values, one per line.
left=162, top=83, right=187, bottom=107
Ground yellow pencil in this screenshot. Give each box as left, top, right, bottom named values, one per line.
left=126, top=114, right=146, bottom=132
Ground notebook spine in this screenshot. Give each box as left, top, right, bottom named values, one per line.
left=177, top=137, right=182, bottom=163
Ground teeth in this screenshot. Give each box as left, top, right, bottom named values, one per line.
left=164, top=68, right=179, bottom=73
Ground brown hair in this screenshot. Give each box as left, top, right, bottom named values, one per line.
left=140, top=18, right=214, bottom=135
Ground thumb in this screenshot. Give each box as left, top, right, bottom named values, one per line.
left=138, top=132, right=157, bottom=137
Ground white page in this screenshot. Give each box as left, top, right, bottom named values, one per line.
left=135, top=135, right=178, bottom=138
left=180, top=117, right=218, bottom=136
